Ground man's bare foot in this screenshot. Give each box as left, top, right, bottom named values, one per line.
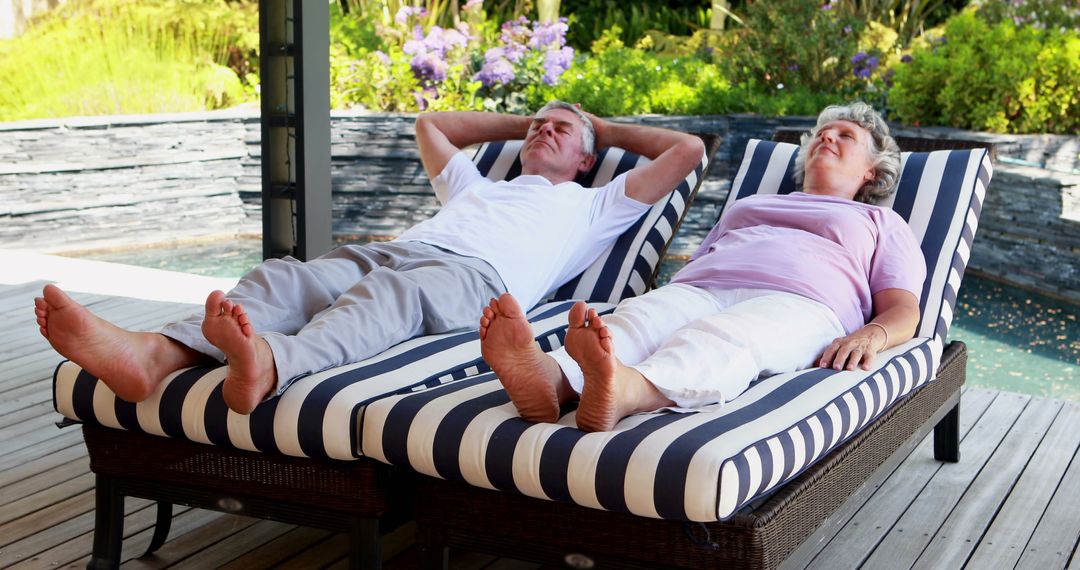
left=34, top=284, right=202, bottom=402
left=480, top=293, right=569, bottom=423
left=565, top=303, right=673, bottom=432
left=201, top=290, right=276, bottom=414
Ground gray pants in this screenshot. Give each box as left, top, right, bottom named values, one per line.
left=160, top=241, right=505, bottom=396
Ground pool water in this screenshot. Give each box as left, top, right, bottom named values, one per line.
left=79, top=239, right=1079, bottom=401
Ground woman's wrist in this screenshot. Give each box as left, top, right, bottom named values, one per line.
left=864, top=322, right=889, bottom=351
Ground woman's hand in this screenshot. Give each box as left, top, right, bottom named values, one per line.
left=818, top=327, right=887, bottom=371
left=817, top=288, right=921, bottom=372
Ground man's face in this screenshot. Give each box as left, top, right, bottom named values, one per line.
left=520, top=108, right=590, bottom=181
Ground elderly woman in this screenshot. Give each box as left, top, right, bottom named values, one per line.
left=481, top=102, right=925, bottom=432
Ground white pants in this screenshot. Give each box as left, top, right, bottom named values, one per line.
left=549, top=284, right=845, bottom=410
left=159, top=241, right=504, bottom=396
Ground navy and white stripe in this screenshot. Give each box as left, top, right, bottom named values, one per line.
left=361, top=140, right=994, bottom=522
left=472, top=140, right=707, bottom=304
left=53, top=300, right=610, bottom=460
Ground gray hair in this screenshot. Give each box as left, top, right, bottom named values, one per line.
left=536, top=100, right=596, bottom=157
left=793, top=101, right=901, bottom=204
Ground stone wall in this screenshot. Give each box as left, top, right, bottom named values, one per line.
left=1, top=110, right=1076, bottom=303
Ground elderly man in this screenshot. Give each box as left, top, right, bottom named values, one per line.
left=34, top=101, right=705, bottom=414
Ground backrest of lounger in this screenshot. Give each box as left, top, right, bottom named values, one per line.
left=723, top=138, right=994, bottom=350
left=472, top=136, right=718, bottom=304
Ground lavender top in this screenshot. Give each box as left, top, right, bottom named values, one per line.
left=671, top=192, right=926, bottom=334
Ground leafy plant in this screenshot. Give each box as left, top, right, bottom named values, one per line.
left=889, top=11, right=1080, bottom=133
left=560, top=0, right=710, bottom=52
left=718, top=0, right=865, bottom=97
left=530, top=27, right=727, bottom=116
left=976, top=0, right=1080, bottom=31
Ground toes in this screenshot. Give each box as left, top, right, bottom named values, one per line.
left=568, top=302, right=588, bottom=328
left=205, top=290, right=226, bottom=316
left=496, top=293, right=525, bottom=319
left=586, top=308, right=600, bottom=328
left=42, top=284, right=73, bottom=308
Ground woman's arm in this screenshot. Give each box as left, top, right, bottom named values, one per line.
left=817, top=288, right=921, bottom=371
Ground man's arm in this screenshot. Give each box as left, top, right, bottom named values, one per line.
left=415, top=111, right=533, bottom=179
left=589, top=115, right=706, bottom=204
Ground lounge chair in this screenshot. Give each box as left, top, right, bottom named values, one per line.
left=52, top=132, right=721, bottom=569
left=358, top=133, right=994, bottom=568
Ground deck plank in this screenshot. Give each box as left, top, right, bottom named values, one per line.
left=0, top=456, right=88, bottom=509
left=967, top=401, right=1080, bottom=569
left=1015, top=404, right=1080, bottom=570
left=860, top=391, right=1032, bottom=568
left=0, top=495, right=153, bottom=567
left=0, top=439, right=86, bottom=488
left=0, top=471, right=94, bottom=526
left=120, top=513, right=263, bottom=569
left=800, top=387, right=998, bottom=570
left=218, top=526, right=336, bottom=569
left=912, top=396, right=1064, bottom=569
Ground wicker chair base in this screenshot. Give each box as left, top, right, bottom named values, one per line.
left=81, top=425, right=414, bottom=570
left=414, top=341, right=967, bottom=570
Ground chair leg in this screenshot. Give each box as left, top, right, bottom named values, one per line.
left=347, top=517, right=381, bottom=570
left=87, top=474, right=124, bottom=570
left=141, top=502, right=173, bottom=557
left=934, top=402, right=960, bottom=462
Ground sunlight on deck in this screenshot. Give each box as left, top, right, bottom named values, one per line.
left=0, top=249, right=238, bottom=305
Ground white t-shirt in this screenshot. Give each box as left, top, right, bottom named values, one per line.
left=396, top=152, right=650, bottom=308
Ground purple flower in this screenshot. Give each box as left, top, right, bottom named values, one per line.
left=822, top=2, right=834, bottom=10
left=475, top=58, right=516, bottom=86
left=374, top=50, right=391, bottom=64
left=901, top=54, right=913, bottom=63
left=530, top=18, right=569, bottom=50
left=542, top=46, right=574, bottom=85
left=395, top=6, right=426, bottom=25
left=854, top=68, right=871, bottom=79
left=788, top=63, right=799, bottom=71
left=410, top=52, right=448, bottom=82
left=843, top=25, right=852, bottom=34
left=866, top=56, right=879, bottom=69
left=403, top=39, right=424, bottom=56
left=851, top=51, right=867, bottom=65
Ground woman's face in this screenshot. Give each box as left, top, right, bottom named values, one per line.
left=803, top=120, right=876, bottom=200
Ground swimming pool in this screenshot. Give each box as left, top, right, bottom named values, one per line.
left=77, top=239, right=1079, bottom=401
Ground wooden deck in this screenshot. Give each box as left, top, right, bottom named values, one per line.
left=1, top=252, right=1078, bottom=569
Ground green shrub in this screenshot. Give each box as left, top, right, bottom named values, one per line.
left=976, top=0, right=1080, bottom=31
left=561, top=0, right=710, bottom=52
left=718, top=0, right=866, bottom=97
left=889, top=11, right=1079, bottom=133
left=526, top=28, right=725, bottom=116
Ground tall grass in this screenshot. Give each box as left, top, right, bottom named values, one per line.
left=0, top=1, right=257, bottom=121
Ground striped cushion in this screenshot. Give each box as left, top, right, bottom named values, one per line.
left=360, top=140, right=993, bottom=521
left=52, top=141, right=709, bottom=460
left=53, top=300, right=608, bottom=460
left=472, top=141, right=707, bottom=304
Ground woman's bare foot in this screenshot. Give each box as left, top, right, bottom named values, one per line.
left=566, top=303, right=672, bottom=432
left=480, top=293, right=569, bottom=423
left=201, top=290, right=276, bottom=414
left=34, top=284, right=203, bottom=402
